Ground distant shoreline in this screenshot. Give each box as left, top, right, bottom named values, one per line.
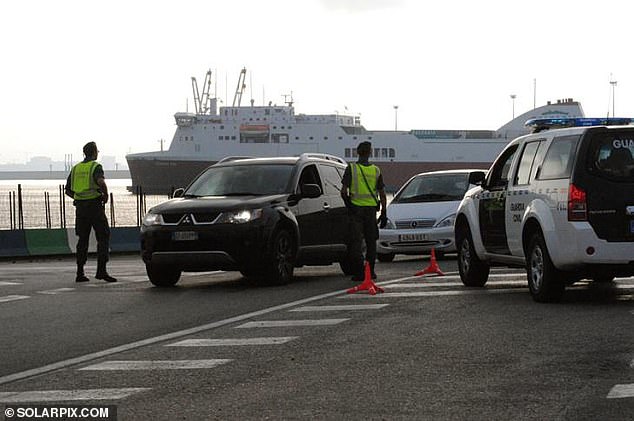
left=0, top=169, right=131, bottom=180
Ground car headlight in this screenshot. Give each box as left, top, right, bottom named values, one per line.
left=216, top=208, right=263, bottom=224
left=142, top=213, right=163, bottom=226
left=434, top=213, right=456, bottom=228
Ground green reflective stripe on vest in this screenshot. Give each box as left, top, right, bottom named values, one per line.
left=350, top=163, right=380, bottom=206
left=71, top=161, right=101, bottom=200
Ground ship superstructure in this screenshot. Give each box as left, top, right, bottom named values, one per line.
left=126, top=69, right=584, bottom=194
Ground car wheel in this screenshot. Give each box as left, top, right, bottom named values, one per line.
left=146, top=262, right=181, bottom=287
left=456, top=225, right=489, bottom=287
left=526, top=233, right=565, bottom=302
left=377, top=252, right=395, bottom=263
left=263, top=229, right=295, bottom=285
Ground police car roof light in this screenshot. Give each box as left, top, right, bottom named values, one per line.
left=525, top=117, right=634, bottom=132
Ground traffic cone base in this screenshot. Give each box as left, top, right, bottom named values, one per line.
left=347, top=261, right=384, bottom=295
left=414, top=248, right=445, bottom=277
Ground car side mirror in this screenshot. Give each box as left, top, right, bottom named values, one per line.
left=468, top=171, right=486, bottom=186
left=300, top=183, right=322, bottom=198
left=172, top=188, right=184, bottom=198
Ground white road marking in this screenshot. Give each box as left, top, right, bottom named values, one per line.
left=0, top=295, right=29, bottom=303
left=167, top=337, right=299, bottom=347
left=290, top=304, right=389, bottom=312
left=0, top=388, right=150, bottom=403
left=607, top=384, right=634, bottom=399
left=0, top=281, right=22, bottom=286
left=236, top=319, right=349, bottom=328
left=79, top=359, right=231, bottom=371
left=37, top=288, right=75, bottom=295
left=0, top=275, right=400, bottom=386
left=343, top=288, right=524, bottom=298
left=385, top=280, right=527, bottom=289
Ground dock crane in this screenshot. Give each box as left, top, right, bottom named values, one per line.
left=191, top=70, right=212, bottom=115
left=232, top=67, right=247, bottom=107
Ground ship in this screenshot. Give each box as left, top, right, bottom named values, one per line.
left=126, top=69, right=585, bottom=194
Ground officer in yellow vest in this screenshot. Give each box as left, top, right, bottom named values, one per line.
left=65, top=142, right=117, bottom=283
left=341, top=141, right=388, bottom=281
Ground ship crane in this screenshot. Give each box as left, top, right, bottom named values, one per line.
left=191, top=70, right=213, bottom=115
left=232, top=68, right=247, bottom=107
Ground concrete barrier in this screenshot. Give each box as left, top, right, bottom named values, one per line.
left=25, top=229, right=72, bottom=256
left=0, top=227, right=141, bottom=258
left=110, top=227, right=140, bottom=252
left=0, top=230, right=29, bottom=257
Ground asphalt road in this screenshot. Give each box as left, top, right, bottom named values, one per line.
left=0, top=254, right=632, bottom=420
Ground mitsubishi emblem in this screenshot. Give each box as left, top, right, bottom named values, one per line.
left=181, top=214, right=193, bottom=225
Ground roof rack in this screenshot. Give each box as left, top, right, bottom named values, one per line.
left=298, top=153, right=346, bottom=165
left=215, top=156, right=254, bottom=164
left=525, top=117, right=634, bottom=133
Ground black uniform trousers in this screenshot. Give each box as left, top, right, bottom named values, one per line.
left=348, top=205, right=379, bottom=280
left=75, top=198, right=110, bottom=271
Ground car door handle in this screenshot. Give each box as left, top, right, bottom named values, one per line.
left=323, top=203, right=330, bottom=211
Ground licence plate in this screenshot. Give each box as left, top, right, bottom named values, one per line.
left=399, top=233, right=428, bottom=242
left=172, top=231, right=198, bottom=241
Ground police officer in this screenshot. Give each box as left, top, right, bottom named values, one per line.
left=65, top=142, right=117, bottom=283
left=341, top=141, right=388, bottom=281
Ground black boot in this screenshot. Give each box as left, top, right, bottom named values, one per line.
left=75, top=266, right=89, bottom=283
left=96, top=263, right=117, bottom=283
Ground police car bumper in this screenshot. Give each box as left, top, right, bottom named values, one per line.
left=548, top=222, right=634, bottom=271
left=377, top=226, right=455, bottom=255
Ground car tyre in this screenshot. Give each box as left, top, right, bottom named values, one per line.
left=377, top=252, right=395, bottom=263
left=146, top=262, right=181, bottom=287
left=263, top=229, right=295, bottom=285
left=526, top=233, right=565, bottom=302
left=456, top=224, right=489, bottom=287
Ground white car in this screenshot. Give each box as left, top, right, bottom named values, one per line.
left=455, top=117, right=634, bottom=302
left=377, top=169, right=487, bottom=262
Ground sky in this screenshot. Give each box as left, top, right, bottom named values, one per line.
left=1, top=0, right=633, bottom=166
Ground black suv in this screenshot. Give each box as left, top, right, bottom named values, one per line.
left=140, top=154, right=355, bottom=286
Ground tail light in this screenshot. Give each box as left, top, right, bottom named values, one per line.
left=568, top=183, right=587, bottom=221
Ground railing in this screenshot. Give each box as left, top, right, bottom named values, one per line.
left=0, top=184, right=170, bottom=230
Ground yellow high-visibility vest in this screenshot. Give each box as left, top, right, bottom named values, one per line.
left=350, top=163, right=380, bottom=207
left=71, top=161, right=101, bottom=200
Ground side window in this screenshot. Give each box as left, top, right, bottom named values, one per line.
left=297, top=164, right=323, bottom=193
left=538, top=135, right=580, bottom=180
left=319, top=164, right=343, bottom=195
left=514, top=141, right=542, bottom=186
left=487, top=145, right=518, bottom=190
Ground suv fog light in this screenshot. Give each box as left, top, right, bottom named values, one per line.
left=586, top=247, right=595, bottom=255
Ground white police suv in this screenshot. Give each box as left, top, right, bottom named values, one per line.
left=454, top=117, right=634, bottom=302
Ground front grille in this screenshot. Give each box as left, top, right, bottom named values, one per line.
left=395, top=219, right=435, bottom=229
left=162, top=213, right=184, bottom=224
left=192, top=212, right=220, bottom=223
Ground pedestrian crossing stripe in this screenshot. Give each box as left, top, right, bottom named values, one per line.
left=79, top=360, right=232, bottom=371
left=0, top=388, right=150, bottom=403
left=37, top=288, right=75, bottom=295
left=167, top=337, right=299, bottom=347
left=290, top=304, right=389, bottom=312
left=607, top=384, right=634, bottom=399
left=0, top=295, right=29, bottom=303
left=0, top=281, right=22, bottom=286
left=236, top=319, right=349, bottom=328
left=342, top=289, right=525, bottom=298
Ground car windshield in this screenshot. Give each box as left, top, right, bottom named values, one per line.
left=185, top=164, right=294, bottom=196
left=392, top=173, right=470, bottom=203
left=587, top=131, right=634, bottom=181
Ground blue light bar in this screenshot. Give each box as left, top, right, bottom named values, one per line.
left=525, top=117, right=634, bottom=129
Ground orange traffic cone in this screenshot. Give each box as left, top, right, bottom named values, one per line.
left=414, top=248, right=445, bottom=277
left=347, top=261, right=384, bottom=295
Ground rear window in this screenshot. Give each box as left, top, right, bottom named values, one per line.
left=538, top=135, right=580, bottom=180
left=586, top=131, right=634, bottom=181
left=392, top=173, right=470, bottom=203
